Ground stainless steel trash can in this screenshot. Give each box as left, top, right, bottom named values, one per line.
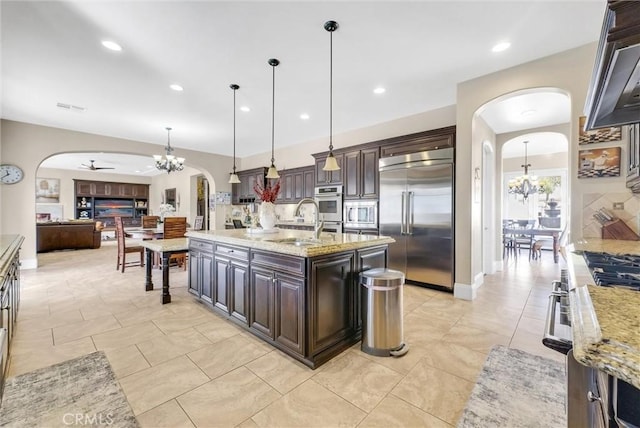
left=360, top=268, right=409, bottom=357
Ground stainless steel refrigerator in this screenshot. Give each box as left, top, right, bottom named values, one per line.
left=379, top=148, right=454, bottom=289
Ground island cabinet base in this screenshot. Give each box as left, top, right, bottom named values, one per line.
left=188, top=238, right=388, bottom=369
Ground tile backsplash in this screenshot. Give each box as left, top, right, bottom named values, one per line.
left=583, top=192, right=640, bottom=238
left=224, top=203, right=316, bottom=224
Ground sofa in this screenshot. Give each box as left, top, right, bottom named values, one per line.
left=36, top=221, right=102, bottom=253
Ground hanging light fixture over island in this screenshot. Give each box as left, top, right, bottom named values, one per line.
left=154, top=127, right=185, bottom=174
left=322, top=20, right=340, bottom=172
left=228, top=84, right=241, bottom=184
left=265, top=58, right=280, bottom=179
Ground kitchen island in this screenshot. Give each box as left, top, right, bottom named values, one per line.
left=185, top=229, right=393, bottom=368
left=567, top=239, right=640, bottom=389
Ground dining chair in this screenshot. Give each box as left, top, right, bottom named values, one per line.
left=193, top=215, right=204, bottom=231
left=502, top=219, right=516, bottom=258
left=142, top=215, right=159, bottom=228
left=115, top=216, right=144, bottom=272
left=162, top=216, right=188, bottom=270
left=514, top=219, right=536, bottom=260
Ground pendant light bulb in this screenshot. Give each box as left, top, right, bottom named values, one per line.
left=229, top=84, right=241, bottom=184
left=322, top=20, right=341, bottom=172
left=266, top=58, right=280, bottom=179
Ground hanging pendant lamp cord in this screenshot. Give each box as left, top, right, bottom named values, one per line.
left=329, top=29, right=334, bottom=153
left=271, top=63, right=276, bottom=165
left=233, top=87, right=237, bottom=173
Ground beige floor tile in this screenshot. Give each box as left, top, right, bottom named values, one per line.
left=187, top=335, right=269, bottom=380
left=402, top=311, right=455, bottom=346
left=191, top=318, right=243, bottom=343
left=354, top=343, right=427, bottom=375
left=251, top=379, right=366, bottom=427
left=119, top=355, right=209, bottom=415
left=10, top=328, right=54, bottom=353
left=113, top=305, right=176, bottom=327
left=137, top=327, right=212, bottom=366
left=510, top=330, right=565, bottom=363
left=92, top=321, right=165, bottom=351
left=137, top=400, right=195, bottom=428
left=359, top=396, right=453, bottom=427
left=441, top=324, right=511, bottom=354
left=53, top=314, right=122, bottom=345
left=15, top=309, right=84, bottom=334
left=416, top=341, right=487, bottom=383
left=177, top=367, right=281, bottom=427
left=102, top=345, right=151, bottom=378
left=391, top=361, right=474, bottom=425
left=7, top=337, right=96, bottom=377
left=455, top=311, right=519, bottom=337
left=312, top=352, right=404, bottom=412
left=151, top=308, right=214, bottom=334
left=245, top=350, right=315, bottom=394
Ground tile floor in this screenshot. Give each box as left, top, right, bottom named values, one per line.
left=10, top=241, right=566, bottom=427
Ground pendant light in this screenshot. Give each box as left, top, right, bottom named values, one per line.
left=228, top=84, right=241, bottom=184
left=265, top=58, right=280, bottom=179
left=322, top=20, right=340, bottom=172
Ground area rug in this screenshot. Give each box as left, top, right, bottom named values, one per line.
left=0, top=351, right=138, bottom=427
left=457, top=345, right=566, bottom=428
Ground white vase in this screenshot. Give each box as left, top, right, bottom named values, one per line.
left=259, top=201, right=277, bottom=230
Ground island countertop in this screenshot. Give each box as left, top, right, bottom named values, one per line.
left=566, top=238, right=640, bottom=389
left=185, top=229, right=394, bottom=257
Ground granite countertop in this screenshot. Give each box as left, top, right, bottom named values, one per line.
left=0, top=235, right=24, bottom=280
left=567, top=238, right=640, bottom=389
left=186, top=229, right=393, bottom=257
left=139, top=238, right=189, bottom=252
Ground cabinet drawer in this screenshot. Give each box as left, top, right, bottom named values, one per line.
left=189, top=239, right=214, bottom=253
left=215, top=244, right=249, bottom=260
left=251, top=250, right=305, bottom=277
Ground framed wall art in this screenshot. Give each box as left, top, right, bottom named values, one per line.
left=578, top=146, right=621, bottom=178
left=35, top=177, right=60, bottom=203
left=578, top=116, right=621, bottom=145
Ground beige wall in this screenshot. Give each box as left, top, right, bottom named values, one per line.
left=503, top=152, right=568, bottom=172
left=1, top=120, right=234, bottom=267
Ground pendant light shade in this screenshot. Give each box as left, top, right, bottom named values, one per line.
left=228, top=84, right=241, bottom=184
left=322, top=20, right=340, bottom=172
left=266, top=58, right=280, bottom=179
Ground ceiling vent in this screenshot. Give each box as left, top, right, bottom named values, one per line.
left=56, top=102, right=86, bottom=112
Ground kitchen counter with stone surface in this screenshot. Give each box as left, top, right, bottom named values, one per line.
left=186, top=228, right=393, bottom=257
left=567, top=238, right=640, bottom=389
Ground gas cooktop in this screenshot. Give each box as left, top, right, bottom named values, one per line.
left=582, top=251, right=640, bottom=291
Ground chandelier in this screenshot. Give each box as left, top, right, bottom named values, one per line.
left=508, top=140, right=538, bottom=200
left=153, top=127, right=185, bottom=174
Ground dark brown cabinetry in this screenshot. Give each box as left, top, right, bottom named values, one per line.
left=380, top=126, right=456, bottom=158
left=275, top=165, right=315, bottom=204
left=214, top=244, right=249, bottom=325
left=344, top=147, right=379, bottom=199
left=74, top=180, right=149, bottom=227
left=231, top=168, right=267, bottom=204
left=188, top=240, right=214, bottom=304
left=314, top=153, right=344, bottom=185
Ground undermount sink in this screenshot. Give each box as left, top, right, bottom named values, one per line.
left=266, top=237, right=323, bottom=246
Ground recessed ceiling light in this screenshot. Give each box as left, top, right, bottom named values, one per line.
left=492, top=41, right=511, bottom=53
left=373, top=87, right=386, bottom=95
left=101, top=40, right=122, bottom=51
left=240, top=106, right=250, bottom=112
left=170, top=84, right=183, bottom=91
left=300, top=113, right=310, bottom=120
left=521, top=109, right=537, bottom=117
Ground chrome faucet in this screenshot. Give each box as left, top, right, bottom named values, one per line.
left=295, top=198, right=324, bottom=239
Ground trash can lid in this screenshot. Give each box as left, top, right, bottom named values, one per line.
left=360, top=268, right=405, bottom=287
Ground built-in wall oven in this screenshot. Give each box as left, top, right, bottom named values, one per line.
left=314, top=186, right=342, bottom=223
left=344, top=200, right=378, bottom=229
left=322, top=222, right=343, bottom=234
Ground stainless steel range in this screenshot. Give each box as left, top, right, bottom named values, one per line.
left=543, top=259, right=640, bottom=428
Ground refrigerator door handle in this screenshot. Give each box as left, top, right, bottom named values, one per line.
left=400, top=191, right=406, bottom=235
left=408, top=191, right=414, bottom=235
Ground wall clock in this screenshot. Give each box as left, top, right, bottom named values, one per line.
left=0, top=164, right=24, bottom=184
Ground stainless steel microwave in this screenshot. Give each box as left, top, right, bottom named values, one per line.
left=344, top=200, right=378, bottom=228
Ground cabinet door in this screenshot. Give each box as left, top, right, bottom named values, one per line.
left=188, top=250, right=201, bottom=297
left=293, top=172, right=304, bottom=201
left=200, top=252, right=214, bottom=304
left=275, top=273, right=305, bottom=355
left=249, top=266, right=275, bottom=340
left=232, top=182, right=241, bottom=204
left=214, top=257, right=230, bottom=312
left=315, top=153, right=343, bottom=185
left=133, top=184, right=149, bottom=198
left=75, top=181, right=93, bottom=196
left=229, top=261, right=249, bottom=325
left=343, top=151, right=360, bottom=199
left=283, top=173, right=294, bottom=202
left=303, top=168, right=315, bottom=199
left=92, top=182, right=111, bottom=196
left=361, top=148, right=379, bottom=198
left=118, top=183, right=135, bottom=197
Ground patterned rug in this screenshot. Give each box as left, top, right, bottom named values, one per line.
left=1, top=351, right=138, bottom=427
left=457, top=345, right=566, bottom=428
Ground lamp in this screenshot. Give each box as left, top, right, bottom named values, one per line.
left=265, top=58, right=280, bottom=179
left=229, top=84, right=241, bottom=184
left=322, top=20, right=340, bottom=172
left=508, top=140, right=538, bottom=200
left=153, top=127, right=185, bottom=174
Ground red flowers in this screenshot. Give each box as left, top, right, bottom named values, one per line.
left=254, top=180, right=281, bottom=203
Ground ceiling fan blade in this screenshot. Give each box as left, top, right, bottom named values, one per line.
left=93, top=167, right=115, bottom=170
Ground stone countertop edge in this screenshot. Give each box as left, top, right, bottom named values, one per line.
left=0, top=234, right=24, bottom=280
left=185, top=229, right=394, bottom=258
left=567, top=238, right=640, bottom=389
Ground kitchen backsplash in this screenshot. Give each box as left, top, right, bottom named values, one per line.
left=583, top=192, right=640, bottom=238
left=224, top=203, right=316, bottom=224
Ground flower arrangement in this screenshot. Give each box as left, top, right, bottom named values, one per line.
left=157, top=203, right=176, bottom=221
left=254, top=180, right=281, bottom=203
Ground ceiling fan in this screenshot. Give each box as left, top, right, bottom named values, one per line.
left=80, top=160, right=115, bottom=171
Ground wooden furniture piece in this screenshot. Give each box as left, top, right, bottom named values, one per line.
left=163, top=217, right=187, bottom=269
left=36, top=221, right=102, bottom=253
left=0, top=235, right=23, bottom=394
left=140, top=238, right=189, bottom=304
left=74, top=179, right=149, bottom=228
left=115, top=217, right=144, bottom=272
left=142, top=215, right=159, bottom=228
left=503, top=227, right=563, bottom=263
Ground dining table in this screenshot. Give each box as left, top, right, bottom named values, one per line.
left=124, top=227, right=164, bottom=240
left=139, top=238, right=189, bottom=304
left=503, top=227, right=563, bottom=263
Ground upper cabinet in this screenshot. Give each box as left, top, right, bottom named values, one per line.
left=314, top=153, right=343, bottom=186
left=231, top=167, right=267, bottom=204
left=343, top=147, right=379, bottom=199
left=275, top=165, right=315, bottom=204
left=584, top=0, right=640, bottom=130
left=380, top=126, right=455, bottom=158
